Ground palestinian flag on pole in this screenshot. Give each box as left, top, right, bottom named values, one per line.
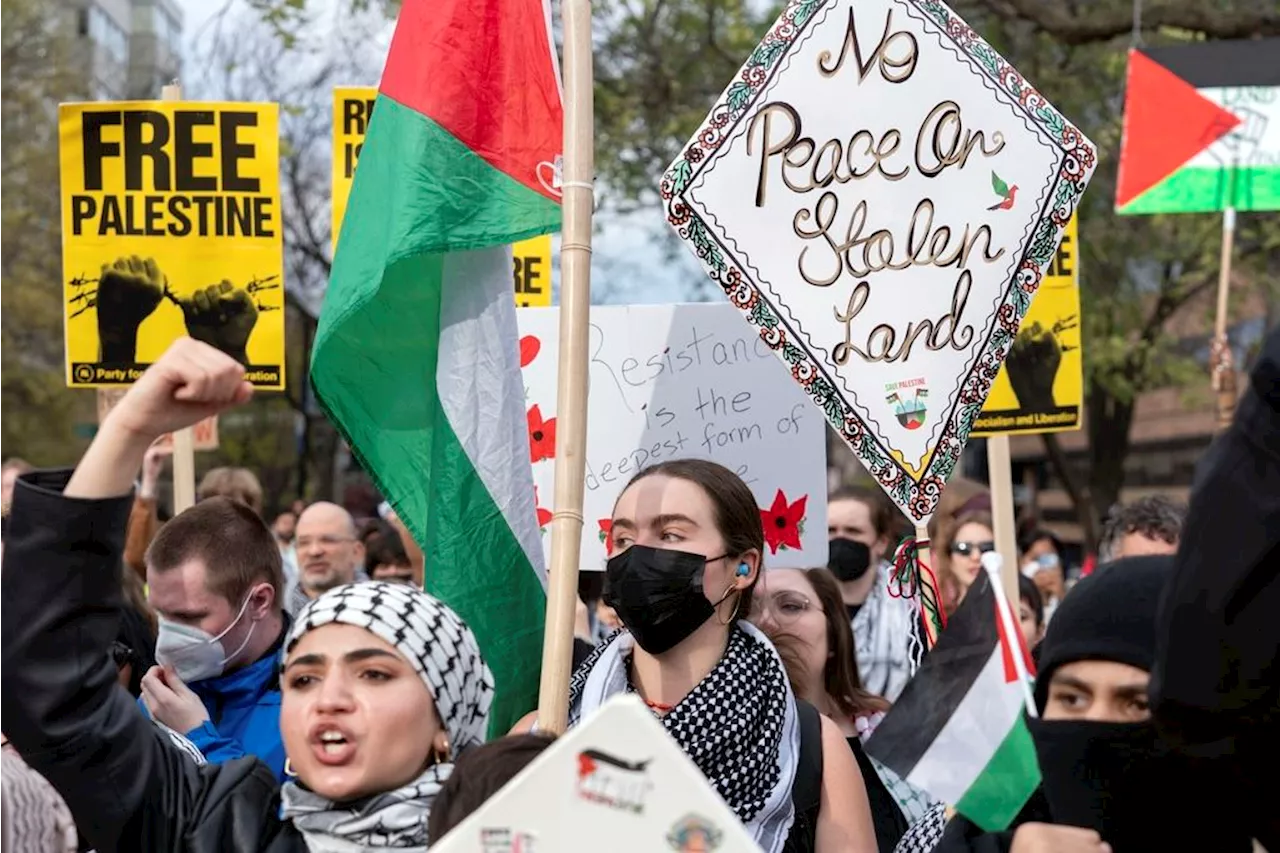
left=1116, top=38, right=1280, bottom=214
left=311, top=0, right=562, bottom=735
left=865, top=573, right=1040, bottom=830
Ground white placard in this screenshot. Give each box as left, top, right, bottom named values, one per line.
left=518, top=304, right=827, bottom=570
left=432, top=695, right=762, bottom=853
left=662, top=0, right=1096, bottom=525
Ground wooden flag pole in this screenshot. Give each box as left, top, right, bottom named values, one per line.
left=1211, top=207, right=1237, bottom=432
left=536, top=0, right=594, bottom=735
left=987, top=434, right=1021, bottom=608
left=161, top=81, right=197, bottom=515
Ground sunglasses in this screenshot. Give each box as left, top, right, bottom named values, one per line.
left=950, top=540, right=995, bottom=557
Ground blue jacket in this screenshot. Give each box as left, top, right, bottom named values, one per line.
left=139, top=626, right=287, bottom=783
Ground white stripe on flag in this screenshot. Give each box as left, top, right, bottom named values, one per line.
left=904, top=646, right=1025, bottom=804
left=439, top=248, right=547, bottom=583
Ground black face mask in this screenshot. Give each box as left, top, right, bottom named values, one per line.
left=603, top=545, right=729, bottom=655
left=828, top=537, right=872, bottom=582
left=1027, top=716, right=1221, bottom=853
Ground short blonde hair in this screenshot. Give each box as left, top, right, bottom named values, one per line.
left=197, top=467, right=263, bottom=515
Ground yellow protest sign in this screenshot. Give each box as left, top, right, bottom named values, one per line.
left=60, top=101, right=285, bottom=389
left=332, top=87, right=553, bottom=307
left=331, top=87, right=375, bottom=250
left=971, top=215, right=1082, bottom=436
left=512, top=235, right=553, bottom=307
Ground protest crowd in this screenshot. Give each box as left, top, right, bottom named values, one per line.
left=4, top=0, right=1279, bottom=851
left=3, top=330, right=1277, bottom=853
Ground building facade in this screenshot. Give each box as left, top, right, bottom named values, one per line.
left=66, top=0, right=182, bottom=100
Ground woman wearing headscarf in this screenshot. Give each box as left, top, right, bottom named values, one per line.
left=1, top=340, right=493, bottom=852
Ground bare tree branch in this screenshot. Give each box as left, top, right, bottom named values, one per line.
left=975, top=0, right=1280, bottom=44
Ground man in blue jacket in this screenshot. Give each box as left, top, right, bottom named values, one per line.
left=138, top=495, right=289, bottom=782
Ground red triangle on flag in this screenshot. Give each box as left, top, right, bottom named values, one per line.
left=995, top=596, right=1036, bottom=684
left=1115, top=49, right=1242, bottom=210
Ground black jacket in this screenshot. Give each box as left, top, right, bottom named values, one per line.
left=1151, top=323, right=1280, bottom=851
left=0, top=470, right=304, bottom=853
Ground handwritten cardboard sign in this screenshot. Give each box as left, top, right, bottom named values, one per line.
left=662, top=0, right=1096, bottom=525
left=431, top=694, right=761, bottom=853
left=518, top=304, right=827, bottom=570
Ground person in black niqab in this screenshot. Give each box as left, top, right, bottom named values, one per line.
left=933, top=556, right=1251, bottom=853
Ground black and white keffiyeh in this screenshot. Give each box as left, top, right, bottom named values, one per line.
left=567, top=620, right=800, bottom=853
left=279, top=581, right=494, bottom=851
left=892, top=802, right=948, bottom=853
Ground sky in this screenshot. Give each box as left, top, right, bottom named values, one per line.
left=173, top=0, right=705, bottom=308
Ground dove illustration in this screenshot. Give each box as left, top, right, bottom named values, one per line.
left=988, top=171, right=1018, bottom=211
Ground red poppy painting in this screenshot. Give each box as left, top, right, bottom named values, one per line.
left=519, top=335, right=541, bottom=368
left=598, top=518, right=614, bottom=555
left=761, top=489, right=807, bottom=554
left=527, top=404, right=557, bottom=463
left=534, top=487, right=553, bottom=531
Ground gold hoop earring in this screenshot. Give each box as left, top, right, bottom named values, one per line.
left=717, top=584, right=742, bottom=625
left=432, top=738, right=452, bottom=766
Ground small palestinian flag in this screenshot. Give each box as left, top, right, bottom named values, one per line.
left=889, top=388, right=928, bottom=431
left=1117, top=38, right=1280, bottom=214
left=865, top=572, right=1039, bottom=830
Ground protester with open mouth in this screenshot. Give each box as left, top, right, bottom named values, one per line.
left=1, top=339, right=493, bottom=852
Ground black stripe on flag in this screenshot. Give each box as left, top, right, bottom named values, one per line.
left=864, top=573, right=998, bottom=776
left=1145, top=39, right=1280, bottom=89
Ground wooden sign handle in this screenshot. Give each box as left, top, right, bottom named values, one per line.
left=536, top=0, right=594, bottom=736
left=160, top=80, right=197, bottom=515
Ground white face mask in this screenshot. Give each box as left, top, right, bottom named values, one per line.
left=155, top=593, right=257, bottom=683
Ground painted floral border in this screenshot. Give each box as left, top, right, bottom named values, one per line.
left=660, top=0, right=1096, bottom=524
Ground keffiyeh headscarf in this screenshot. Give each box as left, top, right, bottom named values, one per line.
left=567, top=621, right=800, bottom=853
left=278, top=582, right=494, bottom=851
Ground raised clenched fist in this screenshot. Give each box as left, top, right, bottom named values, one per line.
left=181, top=281, right=258, bottom=366
left=104, top=338, right=253, bottom=442
left=1005, top=321, right=1062, bottom=413
left=97, top=256, right=167, bottom=362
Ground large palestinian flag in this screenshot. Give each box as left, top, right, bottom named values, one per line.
left=1116, top=38, right=1280, bottom=214
left=311, top=0, right=562, bottom=735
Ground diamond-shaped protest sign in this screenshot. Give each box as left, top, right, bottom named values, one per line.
left=662, top=0, right=1096, bottom=527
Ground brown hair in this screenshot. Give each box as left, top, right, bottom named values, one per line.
left=796, top=568, right=889, bottom=717
left=939, top=510, right=995, bottom=613
left=828, top=484, right=901, bottom=540
left=926, top=476, right=989, bottom=540
left=197, top=467, right=264, bottom=515
left=146, top=497, right=284, bottom=609
left=620, top=459, right=765, bottom=621
left=427, top=734, right=555, bottom=843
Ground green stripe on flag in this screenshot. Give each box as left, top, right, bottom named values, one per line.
left=955, top=716, right=1041, bottom=831
left=1120, top=165, right=1280, bottom=214
left=313, top=95, right=557, bottom=736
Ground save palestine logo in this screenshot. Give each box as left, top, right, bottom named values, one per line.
left=886, top=378, right=929, bottom=430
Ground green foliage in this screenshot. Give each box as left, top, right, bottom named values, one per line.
left=2, top=0, right=93, bottom=463
left=591, top=0, right=782, bottom=206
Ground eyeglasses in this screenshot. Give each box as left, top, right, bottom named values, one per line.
left=950, top=540, right=995, bottom=558
left=749, top=591, right=822, bottom=625
left=296, top=535, right=356, bottom=550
